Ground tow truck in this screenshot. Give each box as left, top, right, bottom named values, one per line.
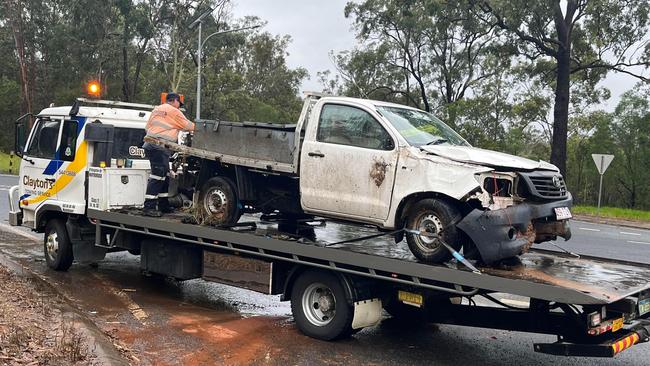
left=7, top=97, right=650, bottom=357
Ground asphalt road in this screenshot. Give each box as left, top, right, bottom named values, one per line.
left=1, top=173, right=650, bottom=365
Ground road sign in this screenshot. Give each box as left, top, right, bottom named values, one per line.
left=591, top=154, right=614, bottom=211
left=592, top=154, right=614, bottom=175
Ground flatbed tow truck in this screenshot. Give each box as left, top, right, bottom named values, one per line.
left=7, top=98, right=650, bottom=358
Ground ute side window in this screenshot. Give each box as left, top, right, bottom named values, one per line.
left=112, top=127, right=147, bottom=159
left=26, top=119, right=61, bottom=159
left=317, top=104, right=394, bottom=150
left=60, top=120, right=78, bottom=162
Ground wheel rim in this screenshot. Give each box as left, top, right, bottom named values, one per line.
left=414, top=213, right=443, bottom=252
left=203, top=187, right=229, bottom=219
left=302, top=282, right=336, bottom=326
left=45, top=231, right=59, bottom=262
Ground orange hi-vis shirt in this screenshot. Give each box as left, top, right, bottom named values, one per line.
left=145, top=103, right=195, bottom=142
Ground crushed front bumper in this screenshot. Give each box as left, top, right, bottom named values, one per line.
left=457, top=194, right=573, bottom=264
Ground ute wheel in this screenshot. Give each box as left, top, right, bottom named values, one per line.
left=195, top=176, right=241, bottom=226
left=405, top=198, right=468, bottom=263
left=44, top=219, right=74, bottom=271
left=291, top=270, right=354, bottom=340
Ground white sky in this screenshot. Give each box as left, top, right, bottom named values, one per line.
left=231, top=0, right=642, bottom=112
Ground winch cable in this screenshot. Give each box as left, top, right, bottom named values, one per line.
left=546, top=241, right=581, bottom=258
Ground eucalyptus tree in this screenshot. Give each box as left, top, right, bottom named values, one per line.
left=471, top=0, right=650, bottom=175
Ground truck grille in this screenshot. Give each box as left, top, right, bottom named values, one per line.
left=519, top=172, right=568, bottom=200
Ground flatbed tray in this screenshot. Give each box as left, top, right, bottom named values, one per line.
left=88, top=208, right=650, bottom=306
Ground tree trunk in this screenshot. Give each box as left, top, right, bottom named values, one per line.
left=550, top=46, right=570, bottom=176
left=549, top=1, right=577, bottom=177
left=6, top=0, right=33, bottom=117
left=121, top=19, right=131, bottom=102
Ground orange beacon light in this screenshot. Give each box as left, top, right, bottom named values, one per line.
left=87, top=81, right=101, bottom=97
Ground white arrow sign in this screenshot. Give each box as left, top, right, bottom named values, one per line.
left=592, top=154, right=614, bottom=175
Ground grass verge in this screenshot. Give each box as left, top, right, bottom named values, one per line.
left=573, top=205, right=650, bottom=222
left=0, top=151, right=19, bottom=174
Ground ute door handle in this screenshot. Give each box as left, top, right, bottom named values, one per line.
left=308, top=151, right=325, bottom=158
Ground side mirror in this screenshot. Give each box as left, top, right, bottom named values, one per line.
left=14, top=113, right=32, bottom=158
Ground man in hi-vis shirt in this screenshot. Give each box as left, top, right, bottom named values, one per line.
left=142, top=92, right=195, bottom=217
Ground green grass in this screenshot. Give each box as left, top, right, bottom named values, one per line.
left=0, top=152, right=19, bottom=174
left=573, top=205, right=650, bottom=222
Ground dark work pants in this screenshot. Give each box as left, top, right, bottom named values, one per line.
left=144, top=145, right=170, bottom=210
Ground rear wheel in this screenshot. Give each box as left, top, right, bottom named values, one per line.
left=194, top=177, right=241, bottom=226
left=405, top=198, right=468, bottom=263
left=291, top=270, right=354, bottom=340
left=44, top=219, right=73, bottom=271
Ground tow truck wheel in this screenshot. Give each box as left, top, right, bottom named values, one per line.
left=44, top=219, right=74, bottom=271
left=405, top=198, right=466, bottom=263
left=291, top=270, right=354, bottom=340
left=195, top=177, right=241, bottom=226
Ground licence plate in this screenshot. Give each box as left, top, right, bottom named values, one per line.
left=554, top=207, right=572, bottom=220
left=612, top=317, right=624, bottom=332
left=639, top=298, right=650, bottom=316
left=398, top=290, right=423, bottom=307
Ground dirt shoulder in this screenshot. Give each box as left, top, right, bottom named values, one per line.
left=0, top=259, right=128, bottom=366
left=573, top=214, right=650, bottom=230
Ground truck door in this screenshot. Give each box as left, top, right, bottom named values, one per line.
left=19, top=118, right=63, bottom=214
left=300, top=103, right=399, bottom=221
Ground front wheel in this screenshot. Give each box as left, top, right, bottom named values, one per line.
left=290, top=270, right=354, bottom=340
left=405, top=198, right=468, bottom=263
left=44, top=219, right=74, bottom=271
left=194, top=176, right=241, bottom=226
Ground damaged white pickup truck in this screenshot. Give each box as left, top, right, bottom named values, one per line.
left=153, top=93, right=572, bottom=265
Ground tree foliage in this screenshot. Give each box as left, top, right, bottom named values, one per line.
left=471, top=0, right=650, bottom=175
left=0, top=0, right=307, bottom=153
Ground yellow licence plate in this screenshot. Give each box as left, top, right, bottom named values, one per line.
left=398, top=291, right=423, bottom=307
left=612, top=318, right=624, bottom=332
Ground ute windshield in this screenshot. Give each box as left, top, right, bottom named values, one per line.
left=377, top=106, right=470, bottom=147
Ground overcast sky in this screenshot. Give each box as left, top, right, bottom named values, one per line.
left=231, top=0, right=641, bottom=112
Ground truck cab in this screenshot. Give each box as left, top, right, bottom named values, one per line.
left=8, top=99, right=152, bottom=268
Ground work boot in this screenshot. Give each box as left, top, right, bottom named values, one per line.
left=142, top=208, right=162, bottom=217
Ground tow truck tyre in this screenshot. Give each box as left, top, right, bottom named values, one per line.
left=44, top=219, right=74, bottom=271
left=405, top=198, right=466, bottom=263
left=195, top=177, right=241, bottom=226
left=291, top=270, right=354, bottom=340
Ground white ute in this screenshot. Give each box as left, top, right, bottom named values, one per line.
left=148, top=93, right=574, bottom=264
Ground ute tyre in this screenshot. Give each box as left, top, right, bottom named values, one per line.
left=195, top=176, right=241, bottom=226
left=44, top=219, right=74, bottom=271
left=405, top=198, right=467, bottom=263
left=291, top=270, right=354, bottom=340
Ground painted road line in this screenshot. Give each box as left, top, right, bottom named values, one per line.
left=91, top=272, right=149, bottom=325
left=0, top=174, right=18, bottom=178
left=628, top=240, right=650, bottom=245
left=579, top=227, right=601, bottom=232
left=621, top=232, right=642, bottom=236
